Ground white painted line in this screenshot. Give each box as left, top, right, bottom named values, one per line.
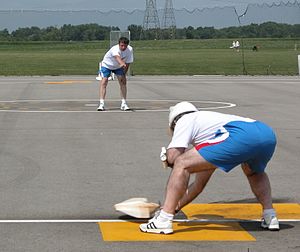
left=84, top=104, right=98, bottom=107
left=0, top=99, right=236, bottom=113
left=0, top=98, right=235, bottom=103
left=0, top=219, right=299, bottom=223
left=0, top=110, right=154, bottom=113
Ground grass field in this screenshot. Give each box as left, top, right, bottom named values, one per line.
left=0, top=38, right=299, bottom=75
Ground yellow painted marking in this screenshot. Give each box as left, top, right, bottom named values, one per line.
left=45, top=80, right=92, bottom=84
left=182, top=203, right=300, bottom=220
left=98, top=203, right=300, bottom=241
left=99, top=222, right=255, bottom=241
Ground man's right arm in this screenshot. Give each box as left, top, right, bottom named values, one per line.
left=166, top=147, right=185, bottom=168
left=114, top=55, right=126, bottom=68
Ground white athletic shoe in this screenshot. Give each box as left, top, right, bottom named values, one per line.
left=120, top=103, right=130, bottom=111
left=97, top=103, right=105, bottom=111
left=261, top=215, right=280, bottom=231
left=139, top=212, right=173, bottom=234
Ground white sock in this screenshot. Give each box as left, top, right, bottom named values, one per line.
left=121, top=99, right=126, bottom=105
left=263, top=208, right=276, bottom=217
left=157, top=210, right=174, bottom=222
left=100, top=99, right=104, bottom=104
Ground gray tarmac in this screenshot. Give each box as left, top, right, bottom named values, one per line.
left=0, top=75, right=299, bottom=251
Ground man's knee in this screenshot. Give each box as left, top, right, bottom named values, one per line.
left=100, top=79, right=108, bottom=87
left=173, top=154, right=187, bottom=171
left=173, top=149, right=214, bottom=173
left=117, top=76, right=126, bottom=84
left=242, top=163, right=257, bottom=177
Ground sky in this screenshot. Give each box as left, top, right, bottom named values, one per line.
left=0, top=0, right=293, bottom=13
left=0, top=0, right=298, bottom=31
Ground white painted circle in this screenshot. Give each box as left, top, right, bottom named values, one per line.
left=0, top=99, right=236, bottom=113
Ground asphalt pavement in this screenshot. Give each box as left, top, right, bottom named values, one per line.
left=0, top=75, right=299, bottom=252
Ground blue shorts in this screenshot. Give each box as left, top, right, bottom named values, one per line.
left=196, top=121, right=276, bottom=173
left=99, top=66, right=125, bottom=78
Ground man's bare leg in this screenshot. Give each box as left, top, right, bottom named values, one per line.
left=99, top=78, right=108, bottom=100
left=163, top=148, right=216, bottom=214
left=117, top=75, right=127, bottom=100
left=97, top=77, right=108, bottom=110
left=242, top=163, right=273, bottom=210
left=117, top=75, right=130, bottom=110
left=242, top=163, right=279, bottom=230
left=176, top=169, right=215, bottom=211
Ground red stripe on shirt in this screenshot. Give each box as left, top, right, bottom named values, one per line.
left=195, top=140, right=224, bottom=151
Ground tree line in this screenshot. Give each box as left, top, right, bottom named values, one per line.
left=0, top=22, right=299, bottom=41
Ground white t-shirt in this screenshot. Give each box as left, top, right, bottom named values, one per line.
left=101, top=44, right=134, bottom=70
left=167, top=111, right=255, bottom=149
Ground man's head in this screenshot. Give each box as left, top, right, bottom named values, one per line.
left=119, top=37, right=130, bottom=51
left=169, top=102, right=198, bottom=131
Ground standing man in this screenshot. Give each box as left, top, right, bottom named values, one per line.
left=140, top=101, right=279, bottom=234
left=97, top=37, right=133, bottom=111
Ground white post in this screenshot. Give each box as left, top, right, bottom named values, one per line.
left=298, top=54, right=300, bottom=75
left=298, top=55, right=300, bottom=76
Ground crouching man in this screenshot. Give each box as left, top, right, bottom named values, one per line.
left=140, top=101, right=279, bottom=234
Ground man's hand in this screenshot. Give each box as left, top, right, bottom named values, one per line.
left=160, top=147, right=168, bottom=169
left=123, top=63, right=130, bottom=74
